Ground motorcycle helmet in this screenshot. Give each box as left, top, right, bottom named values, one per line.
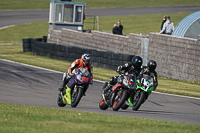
left=131, top=56, right=143, bottom=70
left=147, top=60, right=157, bottom=72
left=81, top=53, right=91, bottom=66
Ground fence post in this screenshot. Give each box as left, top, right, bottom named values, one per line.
left=141, top=37, right=149, bottom=66
left=96, top=16, right=99, bottom=31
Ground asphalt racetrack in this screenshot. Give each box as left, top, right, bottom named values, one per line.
left=0, top=5, right=200, bottom=124
left=0, top=5, right=200, bottom=28
left=0, top=59, right=200, bottom=124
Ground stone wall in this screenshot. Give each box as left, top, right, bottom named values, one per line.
left=47, top=29, right=200, bottom=82
left=48, top=29, right=144, bottom=55
left=148, top=33, right=200, bottom=82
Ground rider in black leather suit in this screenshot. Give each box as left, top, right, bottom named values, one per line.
left=103, top=56, right=143, bottom=93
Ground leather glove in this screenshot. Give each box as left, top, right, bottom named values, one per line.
left=67, top=73, right=75, bottom=78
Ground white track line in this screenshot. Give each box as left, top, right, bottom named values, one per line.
left=0, top=25, right=15, bottom=30
left=1, top=58, right=199, bottom=100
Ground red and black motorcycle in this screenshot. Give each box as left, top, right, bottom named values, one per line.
left=99, top=73, right=136, bottom=111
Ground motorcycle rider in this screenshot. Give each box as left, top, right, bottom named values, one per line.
left=139, top=60, right=158, bottom=90
left=58, top=53, right=93, bottom=105
left=103, top=56, right=143, bottom=94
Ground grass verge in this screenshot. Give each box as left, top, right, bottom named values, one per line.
left=0, top=45, right=200, bottom=98
left=0, top=102, right=200, bottom=133
left=0, top=21, right=49, bottom=44
left=0, top=0, right=200, bottom=10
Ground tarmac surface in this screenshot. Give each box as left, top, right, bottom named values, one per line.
left=0, top=59, right=200, bottom=124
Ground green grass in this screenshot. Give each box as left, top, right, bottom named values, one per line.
left=0, top=45, right=200, bottom=98
left=0, top=0, right=50, bottom=10
left=0, top=102, right=200, bottom=133
left=0, top=21, right=49, bottom=43
left=0, top=12, right=192, bottom=43
left=0, top=0, right=200, bottom=10
left=84, top=12, right=192, bottom=35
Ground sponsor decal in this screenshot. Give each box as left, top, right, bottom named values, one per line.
left=112, top=84, right=121, bottom=92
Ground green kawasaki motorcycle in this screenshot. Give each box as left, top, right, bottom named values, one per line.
left=121, top=74, right=155, bottom=111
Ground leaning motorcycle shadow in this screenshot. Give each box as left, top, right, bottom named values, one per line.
left=116, top=109, right=180, bottom=116
left=114, top=99, right=184, bottom=116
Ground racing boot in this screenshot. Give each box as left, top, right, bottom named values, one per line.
left=58, top=77, right=70, bottom=91
left=103, top=82, right=111, bottom=94
left=103, top=83, right=112, bottom=99
left=62, top=86, right=72, bottom=105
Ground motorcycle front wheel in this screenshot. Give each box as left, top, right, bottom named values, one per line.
left=71, top=87, right=84, bottom=108
left=132, top=90, right=146, bottom=111
left=112, top=90, right=129, bottom=111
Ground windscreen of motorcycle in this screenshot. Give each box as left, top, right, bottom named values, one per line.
left=79, top=67, right=90, bottom=76
left=123, top=74, right=136, bottom=87
left=143, top=74, right=153, bottom=83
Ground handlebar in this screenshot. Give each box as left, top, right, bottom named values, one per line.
left=116, top=70, right=122, bottom=75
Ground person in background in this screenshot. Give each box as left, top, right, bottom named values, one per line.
left=112, top=24, right=118, bottom=34
left=160, top=16, right=174, bottom=35
left=161, top=15, right=167, bottom=31
left=117, top=21, right=123, bottom=35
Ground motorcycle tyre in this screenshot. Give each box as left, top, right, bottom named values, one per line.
left=112, top=90, right=129, bottom=111
left=57, top=95, right=66, bottom=107
left=132, top=91, right=146, bottom=111
left=99, top=97, right=109, bottom=110
left=121, top=102, right=129, bottom=110
left=71, top=87, right=84, bottom=108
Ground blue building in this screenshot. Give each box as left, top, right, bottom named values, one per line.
left=49, top=0, right=86, bottom=31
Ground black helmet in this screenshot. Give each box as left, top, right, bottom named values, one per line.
left=147, top=60, right=157, bottom=71
left=131, top=56, right=143, bottom=70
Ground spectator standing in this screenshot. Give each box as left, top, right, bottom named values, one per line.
left=160, top=15, right=167, bottom=31
left=160, top=16, right=174, bottom=35
left=112, top=24, right=118, bottom=34
left=117, top=21, right=123, bottom=35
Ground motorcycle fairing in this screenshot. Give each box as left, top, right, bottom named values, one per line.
left=112, top=83, right=122, bottom=92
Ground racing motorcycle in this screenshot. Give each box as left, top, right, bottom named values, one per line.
left=99, top=73, right=136, bottom=111
left=121, top=74, right=155, bottom=111
left=57, top=67, right=91, bottom=108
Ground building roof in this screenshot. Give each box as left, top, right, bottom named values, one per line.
left=50, top=0, right=86, bottom=5
left=172, top=11, right=200, bottom=38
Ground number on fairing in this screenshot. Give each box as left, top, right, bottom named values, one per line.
left=81, top=77, right=89, bottom=82
left=141, top=78, right=149, bottom=91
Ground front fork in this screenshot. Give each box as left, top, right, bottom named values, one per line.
left=102, top=88, right=120, bottom=107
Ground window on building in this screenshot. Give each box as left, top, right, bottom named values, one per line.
left=75, top=6, right=83, bottom=23
left=64, top=5, right=74, bottom=22
left=55, top=4, right=63, bottom=22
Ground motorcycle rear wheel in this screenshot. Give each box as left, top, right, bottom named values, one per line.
left=121, top=101, right=129, bottom=110
left=71, top=87, right=84, bottom=108
left=57, top=93, right=66, bottom=107
left=99, top=97, right=109, bottom=110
